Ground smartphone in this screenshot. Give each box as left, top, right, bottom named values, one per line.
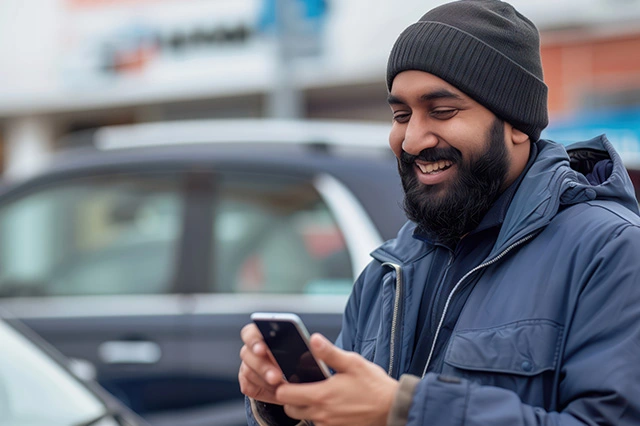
left=251, top=312, right=331, bottom=383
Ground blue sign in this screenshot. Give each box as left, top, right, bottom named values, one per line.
left=543, top=107, right=640, bottom=158
left=258, top=0, right=327, bottom=33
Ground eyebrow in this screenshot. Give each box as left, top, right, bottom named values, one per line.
left=387, top=89, right=464, bottom=105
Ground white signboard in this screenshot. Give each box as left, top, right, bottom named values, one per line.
left=60, top=0, right=269, bottom=88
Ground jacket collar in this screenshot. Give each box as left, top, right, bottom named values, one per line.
left=372, top=135, right=639, bottom=265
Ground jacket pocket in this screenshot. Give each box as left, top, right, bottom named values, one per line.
left=444, top=319, right=563, bottom=376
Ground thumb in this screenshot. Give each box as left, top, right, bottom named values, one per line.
left=309, top=333, right=355, bottom=373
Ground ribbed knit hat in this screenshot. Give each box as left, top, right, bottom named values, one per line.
left=387, top=0, right=548, bottom=141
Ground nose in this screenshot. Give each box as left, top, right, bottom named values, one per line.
left=402, top=117, right=438, bottom=156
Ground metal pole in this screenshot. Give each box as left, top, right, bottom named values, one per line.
left=267, top=0, right=304, bottom=119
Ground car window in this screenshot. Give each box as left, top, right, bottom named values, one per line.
left=212, top=172, right=353, bottom=295
left=0, top=173, right=183, bottom=297
left=0, top=321, right=113, bottom=426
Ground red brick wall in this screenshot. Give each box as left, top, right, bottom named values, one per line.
left=541, top=32, right=640, bottom=116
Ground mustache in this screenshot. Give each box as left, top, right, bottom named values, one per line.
left=399, top=147, right=462, bottom=165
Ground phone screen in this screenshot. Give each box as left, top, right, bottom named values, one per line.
left=254, top=319, right=328, bottom=383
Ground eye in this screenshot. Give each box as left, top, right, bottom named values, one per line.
left=392, top=111, right=411, bottom=123
left=430, top=108, right=458, bottom=120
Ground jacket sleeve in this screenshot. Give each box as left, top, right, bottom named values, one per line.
left=390, top=225, right=640, bottom=426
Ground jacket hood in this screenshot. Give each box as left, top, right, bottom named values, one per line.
left=562, top=135, right=638, bottom=213
left=373, top=135, right=639, bottom=265
left=498, top=134, right=638, bottom=254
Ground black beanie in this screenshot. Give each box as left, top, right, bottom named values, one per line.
left=387, top=0, right=548, bottom=141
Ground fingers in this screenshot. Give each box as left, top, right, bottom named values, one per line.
left=238, top=322, right=286, bottom=405
left=238, top=361, right=280, bottom=404
left=240, top=324, right=280, bottom=383
left=239, top=338, right=284, bottom=386
left=283, top=404, right=314, bottom=423
left=238, top=354, right=275, bottom=393
left=240, top=324, right=266, bottom=355
left=309, top=333, right=358, bottom=373
left=276, top=381, right=326, bottom=407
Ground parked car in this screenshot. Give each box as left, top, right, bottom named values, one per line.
left=0, top=119, right=407, bottom=425
left=0, top=312, right=147, bottom=426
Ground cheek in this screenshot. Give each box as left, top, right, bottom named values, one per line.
left=389, top=126, right=404, bottom=158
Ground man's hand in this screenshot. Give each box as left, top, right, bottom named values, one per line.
left=238, top=323, right=285, bottom=404
left=276, top=333, right=399, bottom=426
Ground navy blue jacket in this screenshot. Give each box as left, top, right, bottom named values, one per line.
left=248, top=136, right=640, bottom=425
left=337, top=136, right=640, bottom=425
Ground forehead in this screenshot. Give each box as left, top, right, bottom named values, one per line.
left=389, top=70, right=470, bottom=102
left=388, top=70, right=488, bottom=111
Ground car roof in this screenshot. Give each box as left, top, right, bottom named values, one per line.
left=48, top=118, right=395, bottom=172
left=91, top=119, right=393, bottom=150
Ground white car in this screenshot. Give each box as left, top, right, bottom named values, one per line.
left=0, top=313, right=146, bottom=426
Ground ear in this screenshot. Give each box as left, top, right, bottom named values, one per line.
left=508, top=125, right=529, bottom=146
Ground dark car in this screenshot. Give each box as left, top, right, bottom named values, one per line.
left=0, top=312, right=147, bottom=426
left=0, top=119, right=407, bottom=425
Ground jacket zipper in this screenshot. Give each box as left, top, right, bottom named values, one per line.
left=428, top=251, right=455, bottom=334
left=421, top=233, right=537, bottom=378
left=382, top=262, right=402, bottom=377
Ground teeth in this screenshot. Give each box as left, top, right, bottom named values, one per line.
left=417, top=160, right=452, bottom=174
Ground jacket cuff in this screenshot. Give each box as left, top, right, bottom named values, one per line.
left=387, top=374, right=421, bottom=426
left=250, top=398, right=309, bottom=426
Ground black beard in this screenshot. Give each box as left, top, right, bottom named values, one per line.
left=398, top=119, right=509, bottom=246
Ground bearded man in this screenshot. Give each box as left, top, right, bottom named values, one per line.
left=239, top=1, right=640, bottom=425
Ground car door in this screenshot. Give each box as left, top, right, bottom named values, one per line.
left=0, top=169, right=195, bottom=420
left=180, top=167, right=377, bottom=424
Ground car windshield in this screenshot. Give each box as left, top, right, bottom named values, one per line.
left=0, top=321, right=113, bottom=426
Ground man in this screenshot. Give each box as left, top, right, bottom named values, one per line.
left=239, top=1, right=640, bottom=425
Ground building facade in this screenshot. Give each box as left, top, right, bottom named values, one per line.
left=1, top=0, right=640, bottom=179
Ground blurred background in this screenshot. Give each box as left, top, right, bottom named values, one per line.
left=1, top=1, right=640, bottom=426
left=0, top=0, right=640, bottom=180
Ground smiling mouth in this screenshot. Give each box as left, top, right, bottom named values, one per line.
left=416, top=160, right=453, bottom=174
